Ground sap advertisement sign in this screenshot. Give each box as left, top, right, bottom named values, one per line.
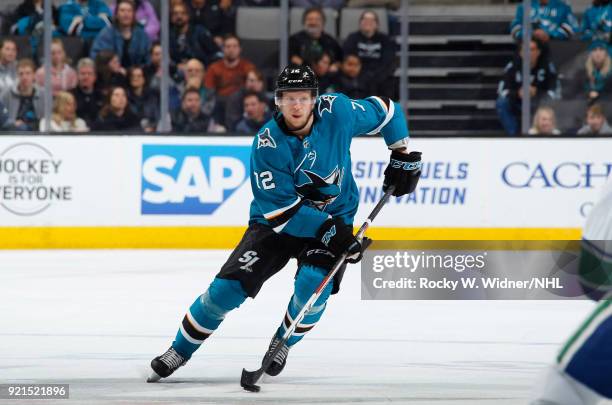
left=141, top=144, right=251, bottom=215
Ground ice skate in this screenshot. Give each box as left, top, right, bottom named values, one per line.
left=147, top=347, right=188, bottom=382
left=264, top=335, right=290, bottom=376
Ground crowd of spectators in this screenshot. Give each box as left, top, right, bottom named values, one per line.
left=497, top=0, right=612, bottom=136
left=0, top=0, right=398, bottom=134
left=1, top=0, right=611, bottom=136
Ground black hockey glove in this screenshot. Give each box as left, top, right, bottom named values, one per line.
left=383, top=150, right=422, bottom=197
left=345, top=236, right=373, bottom=264
left=316, top=218, right=361, bottom=259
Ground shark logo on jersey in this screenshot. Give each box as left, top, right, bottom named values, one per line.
left=256, top=128, right=276, bottom=149
left=306, top=151, right=316, bottom=166
left=318, top=95, right=337, bottom=116
left=296, top=166, right=344, bottom=209
left=294, top=150, right=317, bottom=174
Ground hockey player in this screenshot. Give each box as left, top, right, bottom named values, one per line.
left=147, top=64, right=422, bottom=382
left=530, top=176, right=612, bottom=405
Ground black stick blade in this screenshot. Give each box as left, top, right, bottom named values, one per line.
left=241, top=367, right=262, bottom=392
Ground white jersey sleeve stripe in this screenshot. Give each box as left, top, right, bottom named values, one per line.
left=263, top=197, right=302, bottom=220
left=366, top=96, right=395, bottom=135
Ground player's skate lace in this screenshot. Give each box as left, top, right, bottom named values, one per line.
left=265, top=335, right=289, bottom=376
left=159, top=348, right=185, bottom=370
left=148, top=347, right=188, bottom=381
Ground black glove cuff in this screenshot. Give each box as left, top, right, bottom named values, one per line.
left=390, top=150, right=422, bottom=167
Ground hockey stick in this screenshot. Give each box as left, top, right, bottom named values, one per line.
left=240, top=185, right=395, bottom=392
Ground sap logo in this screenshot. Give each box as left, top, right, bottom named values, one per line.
left=501, top=162, right=612, bottom=189
left=141, top=145, right=250, bottom=215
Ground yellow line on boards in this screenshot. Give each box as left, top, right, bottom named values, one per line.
left=0, top=227, right=582, bottom=249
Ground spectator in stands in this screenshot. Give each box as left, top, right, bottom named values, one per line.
left=90, top=0, right=151, bottom=67
left=39, top=91, right=89, bottom=132
left=496, top=39, right=558, bottom=136
left=584, top=41, right=612, bottom=104
left=10, top=0, right=59, bottom=63
left=110, top=0, right=160, bottom=41
left=0, top=58, right=44, bottom=131
left=58, top=0, right=112, bottom=41
left=127, top=66, right=159, bottom=132
left=310, top=51, right=335, bottom=94
left=205, top=34, right=255, bottom=124
left=581, top=0, right=611, bottom=44
left=171, top=87, right=212, bottom=133
left=235, top=91, right=271, bottom=134
left=94, top=50, right=128, bottom=94
left=144, top=41, right=162, bottom=90
left=72, top=57, right=104, bottom=127
left=92, top=85, right=140, bottom=131
left=0, top=39, right=18, bottom=93
left=578, top=103, right=612, bottom=135
left=290, top=0, right=345, bottom=10
left=528, top=106, right=560, bottom=135
left=225, top=68, right=269, bottom=131
left=510, top=0, right=578, bottom=43
left=188, top=0, right=237, bottom=46
left=144, top=42, right=178, bottom=92
left=332, top=54, right=368, bottom=99
left=171, top=58, right=216, bottom=115
left=0, top=100, right=9, bottom=130
left=343, top=10, right=395, bottom=98
left=35, top=39, right=78, bottom=95
left=169, top=1, right=221, bottom=70
left=289, top=7, right=342, bottom=70
left=9, top=0, right=58, bottom=35
left=8, top=0, right=47, bottom=30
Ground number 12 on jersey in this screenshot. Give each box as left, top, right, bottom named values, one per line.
left=254, top=171, right=275, bottom=190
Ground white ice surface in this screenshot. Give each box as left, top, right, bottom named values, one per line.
left=0, top=250, right=607, bottom=405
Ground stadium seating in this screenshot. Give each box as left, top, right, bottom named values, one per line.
left=236, top=7, right=281, bottom=77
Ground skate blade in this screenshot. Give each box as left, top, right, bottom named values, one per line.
left=147, top=371, right=162, bottom=383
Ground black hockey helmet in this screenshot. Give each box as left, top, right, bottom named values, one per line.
left=275, top=64, right=319, bottom=102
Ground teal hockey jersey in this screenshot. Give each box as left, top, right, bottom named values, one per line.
left=248, top=93, right=408, bottom=238
left=581, top=3, right=612, bottom=43
left=510, top=0, right=579, bottom=40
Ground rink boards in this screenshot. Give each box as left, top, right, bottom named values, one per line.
left=0, top=136, right=610, bottom=248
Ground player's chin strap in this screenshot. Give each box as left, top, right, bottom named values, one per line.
left=240, top=185, right=396, bottom=393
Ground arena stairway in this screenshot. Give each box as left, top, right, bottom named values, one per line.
left=393, top=6, right=517, bottom=136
